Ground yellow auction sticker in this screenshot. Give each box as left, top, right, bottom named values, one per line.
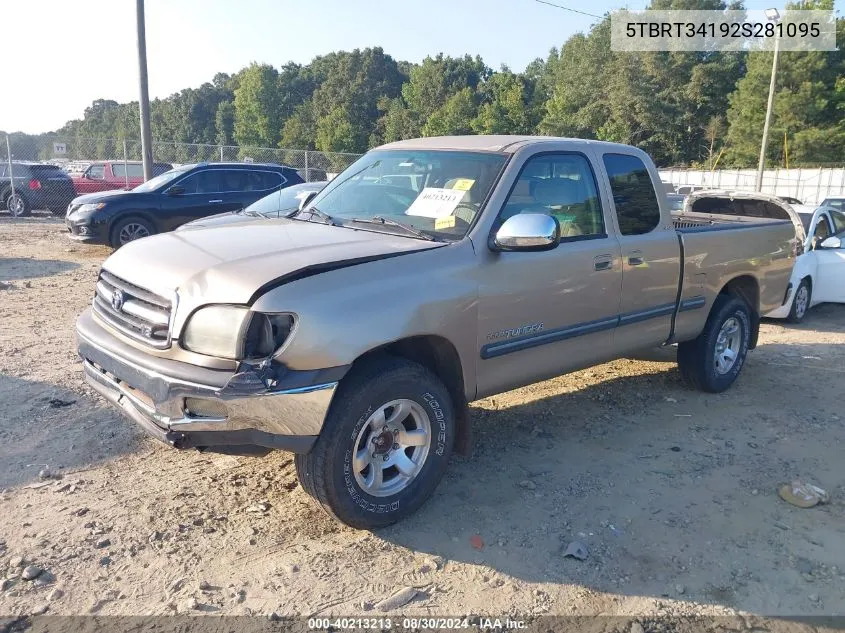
left=451, top=178, right=475, bottom=191
left=435, top=216, right=456, bottom=230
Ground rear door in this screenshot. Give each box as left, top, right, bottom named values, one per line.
left=813, top=210, right=845, bottom=304
left=599, top=152, right=681, bottom=352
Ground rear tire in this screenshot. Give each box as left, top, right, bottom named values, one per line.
left=295, top=356, right=455, bottom=529
left=677, top=294, right=751, bottom=393
left=5, top=192, right=31, bottom=217
left=787, top=279, right=811, bottom=324
left=110, top=217, right=155, bottom=248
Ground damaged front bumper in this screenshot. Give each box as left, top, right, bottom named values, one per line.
left=76, top=308, right=347, bottom=455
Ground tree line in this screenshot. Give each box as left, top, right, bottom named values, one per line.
left=3, top=0, right=842, bottom=168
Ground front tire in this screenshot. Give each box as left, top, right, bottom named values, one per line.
left=295, top=356, right=455, bottom=529
left=677, top=294, right=751, bottom=393
left=787, top=279, right=811, bottom=323
left=110, top=217, right=155, bottom=248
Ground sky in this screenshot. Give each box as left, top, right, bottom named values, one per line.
left=2, top=0, right=843, bottom=134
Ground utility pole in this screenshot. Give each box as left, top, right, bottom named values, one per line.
left=136, top=0, right=154, bottom=181
left=756, top=8, right=781, bottom=192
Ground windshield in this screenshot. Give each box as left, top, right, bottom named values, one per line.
left=244, top=182, right=325, bottom=217
left=300, top=150, right=508, bottom=240
left=132, top=167, right=191, bottom=192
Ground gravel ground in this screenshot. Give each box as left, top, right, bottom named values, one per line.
left=1, top=216, right=844, bottom=622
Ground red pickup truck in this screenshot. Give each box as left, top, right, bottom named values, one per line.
left=71, top=161, right=173, bottom=195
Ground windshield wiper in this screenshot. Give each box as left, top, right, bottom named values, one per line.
left=295, top=206, right=338, bottom=226
left=348, top=216, right=435, bottom=241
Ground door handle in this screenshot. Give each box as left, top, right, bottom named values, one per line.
left=209, top=199, right=223, bottom=203
left=627, top=251, right=644, bottom=266
left=594, top=255, right=613, bottom=271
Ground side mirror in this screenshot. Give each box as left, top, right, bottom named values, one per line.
left=820, top=235, right=842, bottom=249
left=167, top=185, right=185, bottom=196
left=298, top=190, right=318, bottom=212
left=491, top=213, right=560, bottom=252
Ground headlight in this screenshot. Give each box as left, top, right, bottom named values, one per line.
left=182, top=305, right=294, bottom=360
left=76, top=202, right=106, bottom=214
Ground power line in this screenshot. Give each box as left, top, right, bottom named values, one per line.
left=534, top=0, right=603, bottom=19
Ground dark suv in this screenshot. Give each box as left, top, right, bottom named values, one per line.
left=1, top=162, right=76, bottom=217
left=65, top=162, right=303, bottom=247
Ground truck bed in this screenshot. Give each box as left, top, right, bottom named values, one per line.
left=671, top=210, right=791, bottom=232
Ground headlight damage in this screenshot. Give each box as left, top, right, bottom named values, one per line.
left=182, top=305, right=295, bottom=360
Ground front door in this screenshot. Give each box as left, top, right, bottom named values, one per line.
left=160, top=169, right=237, bottom=230
left=475, top=151, right=623, bottom=398
left=599, top=153, right=681, bottom=352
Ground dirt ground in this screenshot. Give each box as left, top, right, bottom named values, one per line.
left=1, top=215, right=845, bottom=621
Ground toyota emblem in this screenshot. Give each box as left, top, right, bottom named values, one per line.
left=111, top=289, right=125, bottom=311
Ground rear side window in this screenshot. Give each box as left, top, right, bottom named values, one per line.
left=240, top=170, right=282, bottom=191
left=602, top=154, right=660, bottom=236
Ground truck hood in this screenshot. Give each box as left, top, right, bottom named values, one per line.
left=102, top=218, right=444, bottom=306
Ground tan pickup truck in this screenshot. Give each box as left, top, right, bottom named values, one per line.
left=76, top=136, right=798, bottom=528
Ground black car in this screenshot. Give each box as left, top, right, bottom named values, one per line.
left=65, top=162, right=303, bottom=247
left=1, top=162, right=76, bottom=217
left=175, top=181, right=327, bottom=231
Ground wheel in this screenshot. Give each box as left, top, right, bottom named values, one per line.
left=677, top=294, right=751, bottom=393
left=787, top=279, right=811, bottom=323
left=5, top=192, right=31, bottom=217
left=295, top=356, right=455, bottom=529
left=110, top=217, right=155, bottom=248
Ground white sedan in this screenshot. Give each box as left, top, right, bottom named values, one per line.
left=766, top=206, right=845, bottom=322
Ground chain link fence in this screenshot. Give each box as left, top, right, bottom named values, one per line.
left=1, top=134, right=362, bottom=214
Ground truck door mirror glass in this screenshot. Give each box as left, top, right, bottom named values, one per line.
left=167, top=185, right=185, bottom=197
left=298, top=190, right=318, bottom=212
left=492, top=213, right=560, bottom=252
left=820, top=235, right=841, bottom=249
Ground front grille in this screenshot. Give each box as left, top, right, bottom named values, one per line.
left=92, top=270, right=173, bottom=348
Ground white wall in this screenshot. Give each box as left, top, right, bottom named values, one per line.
left=659, top=168, right=845, bottom=205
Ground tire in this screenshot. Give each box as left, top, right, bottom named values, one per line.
left=110, top=216, right=155, bottom=248
left=295, top=356, right=455, bottom=529
left=677, top=294, right=752, bottom=393
left=787, top=279, right=811, bottom=324
left=5, top=192, right=31, bottom=217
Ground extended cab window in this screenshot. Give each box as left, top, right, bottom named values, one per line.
left=498, top=153, right=604, bottom=239
left=603, top=154, right=660, bottom=235
left=113, top=164, right=144, bottom=179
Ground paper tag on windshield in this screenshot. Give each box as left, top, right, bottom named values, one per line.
left=435, top=216, right=456, bottom=230
left=451, top=178, right=475, bottom=191
left=405, top=188, right=466, bottom=218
